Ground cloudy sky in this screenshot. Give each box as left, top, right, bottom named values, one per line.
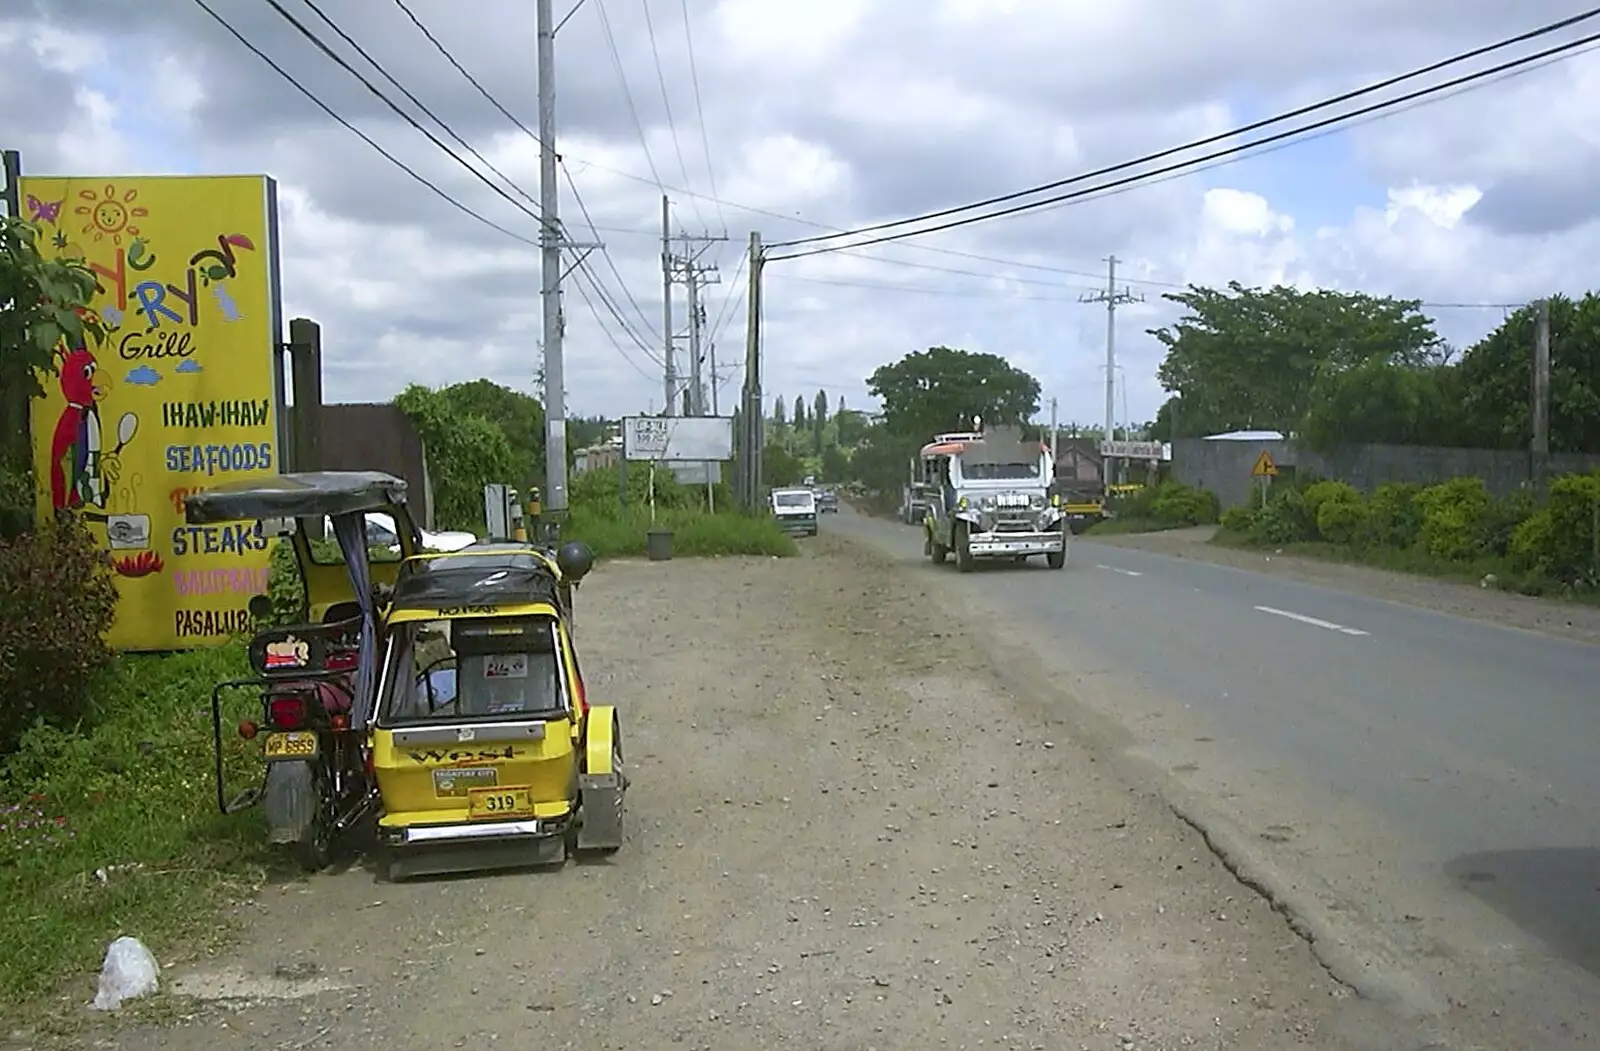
left=5, top=0, right=1598, bottom=429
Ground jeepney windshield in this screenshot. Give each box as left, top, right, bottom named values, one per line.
left=378, top=616, right=566, bottom=723
left=773, top=491, right=814, bottom=508
left=959, top=459, right=1044, bottom=481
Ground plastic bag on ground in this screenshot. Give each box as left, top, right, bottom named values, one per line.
left=90, top=936, right=160, bottom=1010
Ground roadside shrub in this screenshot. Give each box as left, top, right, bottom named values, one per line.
left=1366, top=483, right=1424, bottom=549
left=0, top=464, right=32, bottom=540
left=1415, top=477, right=1492, bottom=561
left=1149, top=481, right=1220, bottom=526
left=0, top=516, right=118, bottom=753
left=1475, top=488, right=1536, bottom=558
left=1315, top=498, right=1370, bottom=546
left=1301, top=480, right=1361, bottom=527
left=1514, top=471, right=1600, bottom=584
left=570, top=462, right=695, bottom=513
left=564, top=505, right=796, bottom=559
left=1218, top=505, right=1255, bottom=534
left=1248, top=487, right=1314, bottom=545
left=265, top=539, right=306, bottom=626
left=1509, top=508, right=1556, bottom=575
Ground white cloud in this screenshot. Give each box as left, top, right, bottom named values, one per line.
left=5, top=0, right=1600, bottom=426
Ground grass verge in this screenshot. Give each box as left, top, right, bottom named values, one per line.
left=0, top=643, right=272, bottom=1027
left=564, top=505, right=798, bottom=559
left=1209, top=527, right=1577, bottom=599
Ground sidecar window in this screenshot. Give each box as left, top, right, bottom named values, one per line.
left=381, top=617, right=567, bottom=722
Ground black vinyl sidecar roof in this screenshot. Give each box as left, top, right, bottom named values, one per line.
left=185, top=471, right=409, bottom=524
left=390, top=548, right=563, bottom=615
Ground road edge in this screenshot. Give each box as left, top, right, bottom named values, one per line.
left=823, top=529, right=1465, bottom=1048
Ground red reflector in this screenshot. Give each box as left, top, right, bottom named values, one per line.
left=330, top=713, right=349, bottom=731
left=268, top=695, right=308, bottom=729
left=238, top=720, right=258, bottom=739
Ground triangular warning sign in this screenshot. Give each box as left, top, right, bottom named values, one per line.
left=1251, top=450, right=1278, bottom=477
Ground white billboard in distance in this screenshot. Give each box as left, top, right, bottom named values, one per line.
left=623, top=415, right=735, bottom=462
left=1100, top=439, right=1165, bottom=460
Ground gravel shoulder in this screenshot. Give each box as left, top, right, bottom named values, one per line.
left=48, top=537, right=1393, bottom=1051
left=1091, top=526, right=1600, bottom=643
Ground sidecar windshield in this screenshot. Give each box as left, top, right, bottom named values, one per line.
left=379, top=616, right=567, bottom=723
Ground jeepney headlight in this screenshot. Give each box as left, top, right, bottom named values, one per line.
left=1050, top=493, right=1061, bottom=507
left=956, top=496, right=969, bottom=511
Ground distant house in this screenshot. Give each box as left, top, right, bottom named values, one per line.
left=574, top=442, right=622, bottom=474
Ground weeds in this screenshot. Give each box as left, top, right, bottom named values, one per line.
left=0, top=642, right=271, bottom=1018
left=563, top=505, right=797, bottom=559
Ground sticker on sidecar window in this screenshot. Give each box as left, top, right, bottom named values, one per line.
left=433, top=766, right=497, bottom=797
left=485, top=654, right=528, bottom=679
left=263, top=635, right=309, bottom=669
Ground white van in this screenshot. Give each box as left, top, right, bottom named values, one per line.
left=769, top=487, right=818, bottom=537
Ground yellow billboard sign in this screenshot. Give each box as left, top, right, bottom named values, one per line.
left=24, top=174, right=283, bottom=652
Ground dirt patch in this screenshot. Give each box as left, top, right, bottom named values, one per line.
left=52, top=538, right=1382, bottom=1051
left=1093, top=527, right=1600, bottom=644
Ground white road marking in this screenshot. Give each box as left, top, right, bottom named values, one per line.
left=1096, top=564, right=1143, bottom=577
left=1254, top=605, right=1369, bottom=636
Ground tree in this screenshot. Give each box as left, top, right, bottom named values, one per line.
left=763, top=442, right=803, bottom=487
left=394, top=383, right=517, bottom=532
left=812, top=389, right=828, bottom=453
left=1449, top=295, right=1600, bottom=452
left=835, top=409, right=871, bottom=447
left=867, top=346, right=1041, bottom=442
left=435, top=379, right=545, bottom=488
left=1150, top=282, right=1442, bottom=436
left=772, top=395, right=786, bottom=426
left=793, top=395, right=807, bottom=431
left=1299, top=358, right=1458, bottom=451
left=820, top=443, right=848, bottom=481
left=848, top=424, right=918, bottom=495
left=1, top=217, right=104, bottom=532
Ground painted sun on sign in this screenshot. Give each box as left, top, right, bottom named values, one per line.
left=75, top=183, right=148, bottom=246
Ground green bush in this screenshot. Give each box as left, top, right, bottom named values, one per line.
left=1509, top=508, right=1556, bottom=575
left=570, top=462, right=697, bottom=513
left=1301, top=480, right=1361, bottom=526
left=1, top=643, right=267, bottom=1009
left=1248, top=487, right=1315, bottom=545
left=265, top=539, right=306, bottom=626
left=1415, top=477, right=1492, bottom=561
left=1148, top=481, right=1220, bottom=526
left=0, top=516, right=118, bottom=753
left=1366, top=483, right=1424, bottom=549
left=1218, top=505, right=1255, bottom=534
left=1515, top=471, right=1600, bottom=584
left=1316, top=498, right=1370, bottom=545
left=0, top=464, right=32, bottom=540
left=1475, top=488, right=1536, bottom=558
left=564, top=505, right=796, bottom=559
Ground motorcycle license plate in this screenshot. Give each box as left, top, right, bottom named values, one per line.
left=467, top=785, right=534, bottom=820
left=263, top=731, right=319, bottom=760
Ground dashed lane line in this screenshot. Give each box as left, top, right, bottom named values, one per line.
left=1254, top=605, right=1369, bottom=636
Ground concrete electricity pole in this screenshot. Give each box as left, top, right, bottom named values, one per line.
left=1049, top=396, right=1059, bottom=465
left=1533, top=297, right=1551, bottom=492
left=1080, top=256, right=1142, bottom=482
left=739, top=232, right=766, bottom=510
left=685, top=261, right=721, bottom=415
left=536, top=0, right=570, bottom=514
left=661, top=195, right=676, bottom=415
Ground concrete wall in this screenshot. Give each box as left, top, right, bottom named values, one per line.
left=1172, top=438, right=1600, bottom=508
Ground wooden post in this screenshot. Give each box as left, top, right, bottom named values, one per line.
left=288, top=318, right=323, bottom=472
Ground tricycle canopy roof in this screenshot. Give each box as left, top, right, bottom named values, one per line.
left=185, top=471, right=409, bottom=524
left=390, top=546, right=563, bottom=615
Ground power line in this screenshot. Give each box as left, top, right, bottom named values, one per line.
left=768, top=24, right=1600, bottom=261
left=638, top=0, right=703, bottom=230
left=296, top=0, right=540, bottom=212
left=595, top=0, right=666, bottom=191
left=772, top=274, right=1090, bottom=301
left=679, top=0, right=727, bottom=237
left=769, top=8, right=1600, bottom=250
left=560, top=159, right=662, bottom=341
left=259, top=0, right=546, bottom=231
left=188, top=0, right=538, bottom=247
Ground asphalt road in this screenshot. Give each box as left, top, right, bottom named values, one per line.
left=826, top=503, right=1600, bottom=1047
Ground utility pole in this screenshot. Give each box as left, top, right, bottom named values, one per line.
left=536, top=0, right=568, bottom=515
left=739, top=232, right=765, bottom=510
left=1532, top=297, right=1551, bottom=493
left=708, top=340, right=720, bottom=416
left=1080, top=256, right=1142, bottom=482
left=661, top=195, right=676, bottom=415
left=659, top=206, right=725, bottom=416
left=1049, top=396, right=1059, bottom=465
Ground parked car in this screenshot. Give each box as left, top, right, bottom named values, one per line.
left=363, top=512, right=477, bottom=553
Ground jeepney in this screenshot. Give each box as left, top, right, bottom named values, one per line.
left=920, top=426, right=1068, bottom=571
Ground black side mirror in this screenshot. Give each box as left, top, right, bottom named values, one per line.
left=247, top=594, right=272, bottom=620
left=555, top=540, right=595, bottom=581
